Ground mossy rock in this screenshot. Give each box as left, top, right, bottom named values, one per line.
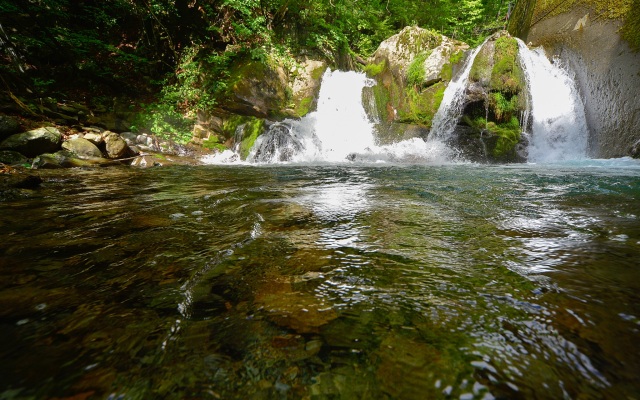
left=490, top=36, right=524, bottom=94
left=220, top=115, right=265, bottom=160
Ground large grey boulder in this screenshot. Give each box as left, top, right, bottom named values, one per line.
left=62, top=138, right=104, bottom=159
left=0, top=127, right=62, bottom=157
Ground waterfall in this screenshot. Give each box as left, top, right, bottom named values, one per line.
left=429, top=39, right=488, bottom=141
left=517, top=40, right=588, bottom=162
left=244, top=69, right=378, bottom=163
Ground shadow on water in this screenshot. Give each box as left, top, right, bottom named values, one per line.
left=0, top=162, right=639, bottom=399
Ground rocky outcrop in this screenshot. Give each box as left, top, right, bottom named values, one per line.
left=510, top=2, right=640, bottom=158
left=365, top=26, right=469, bottom=143
left=0, top=127, right=62, bottom=157
left=453, top=31, right=528, bottom=162
left=222, top=58, right=290, bottom=119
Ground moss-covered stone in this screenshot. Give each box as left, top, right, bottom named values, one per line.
left=490, top=37, right=524, bottom=94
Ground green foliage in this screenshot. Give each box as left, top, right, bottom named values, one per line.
left=133, top=103, right=194, bottom=144
left=490, top=116, right=521, bottom=160
left=490, top=92, right=520, bottom=122
left=363, top=60, right=387, bottom=77
left=407, top=51, right=431, bottom=87
left=202, top=135, right=227, bottom=152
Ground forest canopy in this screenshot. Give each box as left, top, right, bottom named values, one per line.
left=0, top=0, right=513, bottom=139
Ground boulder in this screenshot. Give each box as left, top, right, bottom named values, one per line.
left=104, top=131, right=132, bottom=158
left=222, top=58, right=289, bottom=118
left=371, top=26, right=445, bottom=81
left=82, top=131, right=105, bottom=146
left=0, top=115, right=20, bottom=141
left=0, top=150, right=29, bottom=166
left=0, top=127, right=62, bottom=157
left=287, top=59, right=327, bottom=117
left=365, top=26, right=469, bottom=134
left=61, top=138, right=104, bottom=159
left=32, top=150, right=112, bottom=169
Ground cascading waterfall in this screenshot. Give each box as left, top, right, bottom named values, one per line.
left=517, top=39, right=589, bottom=162
left=247, top=69, right=377, bottom=163
left=429, top=39, right=488, bottom=141
left=203, top=69, right=452, bottom=164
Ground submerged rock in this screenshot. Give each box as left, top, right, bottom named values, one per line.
left=0, top=127, right=62, bottom=157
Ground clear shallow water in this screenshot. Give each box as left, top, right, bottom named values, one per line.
left=1, top=162, right=639, bottom=399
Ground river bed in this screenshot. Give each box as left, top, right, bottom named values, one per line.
left=1, top=161, right=639, bottom=399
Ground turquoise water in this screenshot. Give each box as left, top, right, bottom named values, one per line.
left=1, top=160, right=639, bottom=399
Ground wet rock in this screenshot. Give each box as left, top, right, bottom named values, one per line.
left=251, top=123, right=304, bottom=162
left=32, top=150, right=111, bottom=169
left=62, top=137, right=104, bottom=159
left=0, top=127, right=62, bottom=157
left=0, top=150, right=29, bottom=166
left=0, top=115, right=20, bottom=140
left=104, top=131, right=133, bottom=158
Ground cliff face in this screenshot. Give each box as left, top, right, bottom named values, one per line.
left=510, top=2, right=640, bottom=158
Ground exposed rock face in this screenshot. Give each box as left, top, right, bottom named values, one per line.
left=0, top=127, right=62, bottom=157
left=288, top=59, right=327, bottom=117
left=62, top=138, right=104, bottom=159
left=366, top=26, right=469, bottom=143
left=223, top=59, right=289, bottom=118
left=513, top=4, right=640, bottom=158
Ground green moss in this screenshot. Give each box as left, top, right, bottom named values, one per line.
left=372, top=84, right=391, bottom=122
left=490, top=92, right=520, bottom=122
left=238, top=118, right=264, bottom=159
left=363, top=60, right=386, bottom=77
left=295, top=96, right=313, bottom=117
left=490, top=36, right=523, bottom=94
left=397, top=81, right=446, bottom=127
left=621, top=3, right=640, bottom=51
left=469, top=46, right=492, bottom=83
left=220, top=115, right=265, bottom=159
left=202, top=135, right=227, bottom=152
left=490, top=116, right=521, bottom=161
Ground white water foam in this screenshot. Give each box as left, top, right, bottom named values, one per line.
left=517, top=40, right=589, bottom=162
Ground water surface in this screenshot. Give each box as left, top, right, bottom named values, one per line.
left=1, top=162, right=639, bottom=399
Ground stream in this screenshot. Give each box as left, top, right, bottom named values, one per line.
left=1, top=161, right=639, bottom=399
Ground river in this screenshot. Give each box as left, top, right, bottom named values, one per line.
left=1, top=160, right=639, bottom=399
